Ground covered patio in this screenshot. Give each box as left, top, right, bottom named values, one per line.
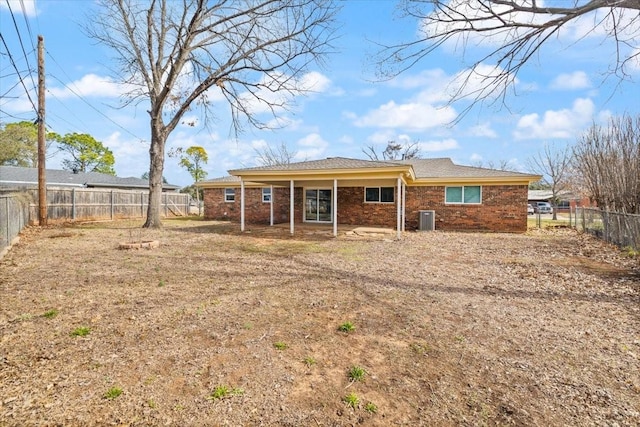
left=227, top=158, right=415, bottom=239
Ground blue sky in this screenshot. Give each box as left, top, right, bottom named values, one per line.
left=1, top=0, right=638, bottom=187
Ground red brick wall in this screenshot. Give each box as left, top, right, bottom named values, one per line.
left=405, top=185, right=528, bottom=232
left=336, top=187, right=398, bottom=227
left=204, top=184, right=529, bottom=232
left=203, top=187, right=290, bottom=224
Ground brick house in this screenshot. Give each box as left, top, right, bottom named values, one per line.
left=198, top=157, right=540, bottom=237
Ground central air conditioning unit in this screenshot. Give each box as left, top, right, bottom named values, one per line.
left=418, top=210, right=435, bottom=231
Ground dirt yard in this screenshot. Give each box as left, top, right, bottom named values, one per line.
left=1, top=220, right=639, bottom=426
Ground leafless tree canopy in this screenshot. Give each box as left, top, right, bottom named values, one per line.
left=254, top=141, right=300, bottom=166
left=470, top=158, right=513, bottom=171
left=376, top=0, right=640, bottom=116
left=85, top=0, right=338, bottom=227
left=363, top=140, right=421, bottom=161
left=526, top=143, right=573, bottom=219
left=573, top=113, right=640, bottom=214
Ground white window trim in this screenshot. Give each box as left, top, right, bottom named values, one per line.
left=364, top=186, right=395, bottom=204
left=262, top=187, right=271, bottom=203
left=224, top=187, right=235, bottom=203
left=444, top=185, right=482, bottom=205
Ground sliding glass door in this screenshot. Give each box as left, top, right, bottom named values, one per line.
left=305, top=189, right=332, bottom=222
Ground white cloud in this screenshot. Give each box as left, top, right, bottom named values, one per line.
left=48, top=74, right=131, bottom=99
left=299, top=71, right=332, bottom=93
left=467, top=123, right=497, bottom=138
left=237, top=71, right=333, bottom=117
left=470, top=153, right=483, bottom=162
left=417, top=138, right=459, bottom=152
left=295, top=133, right=328, bottom=160
left=550, top=71, right=591, bottom=90
left=421, top=0, right=550, bottom=50
left=101, top=132, right=149, bottom=178
left=390, top=69, right=449, bottom=90
left=353, top=101, right=457, bottom=130
left=1, top=0, right=36, bottom=17
left=513, top=98, right=595, bottom=140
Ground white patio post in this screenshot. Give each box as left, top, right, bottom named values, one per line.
left=269, top=184, right=274, bottom=226
left=333, top=179, right=338, bottom=237
left=290, top=180, right=295, bottom=235
left=396, top=176, right=402, bottom=239
left=401, top=181, right=406, bottom=232
left=240, top=179, right=245, bottom=232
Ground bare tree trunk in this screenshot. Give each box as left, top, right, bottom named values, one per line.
left=144, top=118, right=166, bottom=229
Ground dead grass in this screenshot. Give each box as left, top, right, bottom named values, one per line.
left=0, top=220, right=639, bottom=426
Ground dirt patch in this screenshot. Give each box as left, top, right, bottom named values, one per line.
left=1, top=220, right=639, bottom=426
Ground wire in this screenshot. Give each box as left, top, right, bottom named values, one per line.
left=3, top=0, right=37, bottom=98
left=46, top=51, right=146, bottom=142
left=0, top=32, right=37, bottom=114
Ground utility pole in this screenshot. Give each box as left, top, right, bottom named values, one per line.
left=37, top=35, right=47, bottom=226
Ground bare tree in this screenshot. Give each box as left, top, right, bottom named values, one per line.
left=470, top=158, right=513, bottom=171
left=254, top=141, right=299, bottom=166
left=375, top=0, right=640, bottom=118
left=527, top=143, right=573, bottom=220
left=573, top=114, right=640, bottom=214
left=86, top=0, right=338, bottom=228
left=363, top=140, right=421, bottom=161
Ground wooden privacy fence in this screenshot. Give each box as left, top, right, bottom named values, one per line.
left=576, top=207, right=640, bottom=251
left=26, top=188, right=191, bottom=222
left=0, top=188, right=191, bottom=256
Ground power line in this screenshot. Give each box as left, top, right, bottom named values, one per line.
left=0, top=32, right=37, bottom=114
left=46, top=51, right=146, bottom=142
left=4, top=0, right=37, bottom=97
left=17, top=0, right=36, bottom=50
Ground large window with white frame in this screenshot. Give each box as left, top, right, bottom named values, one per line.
left=445, top=185, right=482, bottom=204
left=224, top=188, right=235, bottom=202
left=262, top=187, right=271, bottom=203
left=365, top=187, right=395, bottom=203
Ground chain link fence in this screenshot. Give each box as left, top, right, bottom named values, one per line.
left=576, top=207, right=640, bottom=251
left=1, top=193, right=31, bottom=257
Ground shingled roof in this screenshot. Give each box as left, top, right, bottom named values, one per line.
left=0, top=166, right=180, bottom=191
left=397, top=158, right=537, bottom=179
left=228, top=157, right=406, bottom=174
left=223, top=156, right=537, bottom=180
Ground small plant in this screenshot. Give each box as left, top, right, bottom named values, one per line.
left=365, top=401, right=378, bottom=413
left=348, top=365, right=366, bottom=382
left=338, top=321, right=355, bottom=333
left=273, top=341, right=288, bottom=350
left=343, top=392, right=359, bottom=409
left=208, top=385, right=243, bottom=401
left=410, top=341, right=431, bottom=355
left=454, top=335, right=465, bottom=343
left=43, top=309, right=59, bottom=319
left=158, top=280, right=165, bottom=287
left=147, top=399, right=157, bottom=409
left=104, top=386, right=123, bottom=399
left=71, top=326, right=91, bottom=337
left=622, top=246, right=639, bottom=258
left=303, top=356, right=317, bottom=367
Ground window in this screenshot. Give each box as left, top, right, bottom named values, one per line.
left=365, top=187, right=395, bottom=203
left=224, top=188, right=235, bottom=202
left=262, top=187, right=271, bottom=203
left=445, top=186, right=481, bottom=204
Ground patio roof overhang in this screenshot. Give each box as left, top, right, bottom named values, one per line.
left=230, top=165, right=415, bottom=185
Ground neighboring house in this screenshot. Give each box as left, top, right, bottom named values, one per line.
left=0, top=166, right=180, bottom=192
left=527, top=189, right=593, bottom=212
left=198, top=157, right=540, bottom=237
